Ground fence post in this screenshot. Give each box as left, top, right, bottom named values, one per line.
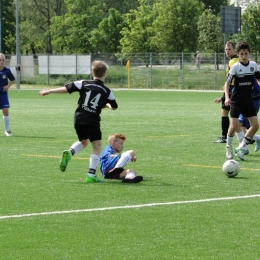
left=47, top=53, right=49, bottom=85
left=182, top=52, right=184, bottom=89
left=214, top=52, right=217, bottom=90
left=150, top=52, right=152, bottom=89
left=76, top=53, right=78, bottom=80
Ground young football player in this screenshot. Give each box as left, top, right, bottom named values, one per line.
left=100, top=133, right=143, bottom=183
left=0, top=53, right=15, bottom=136
left=224, top=42, right=260, bottom=161
left=39, top=60, right=118, bottom=183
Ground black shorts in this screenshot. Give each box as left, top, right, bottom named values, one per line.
left=221, top=94, right=230, bottom=111
left=230, top=102, right=257, bottom=118
left=74, top=124, right=102, bottom=142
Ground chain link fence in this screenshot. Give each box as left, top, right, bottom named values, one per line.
left=4, top=52, right=260, bottom=90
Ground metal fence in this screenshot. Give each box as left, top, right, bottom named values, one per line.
left=4, top=52, right=260, bottom=90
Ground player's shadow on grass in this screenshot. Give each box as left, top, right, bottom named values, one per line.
left=67, top=177, right=176, bottom=186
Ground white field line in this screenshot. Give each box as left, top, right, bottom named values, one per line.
left=1, top=194, right=260, bottom=220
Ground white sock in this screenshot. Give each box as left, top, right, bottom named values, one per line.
left=70, top=141, right=83, bottom=155
left=236, top=131, right=244, bottom=143
left=3, top=116, right=10, bottom=131
left=89, top=154, right=100, bottom=171
left=226, top=136, right=234, bottom=148
left=125, top=172, right=136, bottom=179
left=115, top=152, right=131, bottom=168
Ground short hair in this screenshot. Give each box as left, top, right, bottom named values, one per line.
left=108, top=134, right=126, bottom=145
left=225, top=41, right=236, bottom=49
left=92, top=60, right=108, bottom=78
left=0, top=53, right=6, bottom=60
left=236, top=41, right=250, bottom=53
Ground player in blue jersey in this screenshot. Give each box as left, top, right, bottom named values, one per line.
left=39, top=60, right=118, bottom=183
left=0, top=53, right=15, bottom=136
left=224, top=42, right=260, bottom=161
left=100, top=133, right=143, bottom=183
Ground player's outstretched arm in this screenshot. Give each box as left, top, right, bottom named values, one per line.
left=39, top=87, right=68, bottom=96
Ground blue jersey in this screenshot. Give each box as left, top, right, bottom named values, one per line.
left=100, top=145, right=120, bottom=177
left=0, top=67, right=15, bottom=94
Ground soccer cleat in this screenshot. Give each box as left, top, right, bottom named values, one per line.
left=4, top=130, right=12, bottom=137
left=236, top=148, right=245, bottom=161
left=235, top=147, right=249, bottom=155
left=59, top=150, right=71, bottom=172
left=122, top=176, right=143, bottom=183
left=212, top=137, right=226, bottom=143
left=226, top=147, right=234, bottom=159
left=86, top=176, right=105, bottom=183
left=254, top=139, right=260, bottom=152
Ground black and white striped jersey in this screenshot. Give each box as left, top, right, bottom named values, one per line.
left=227, top=61, right=260, bottom=104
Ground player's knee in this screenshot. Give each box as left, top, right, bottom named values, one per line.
left=128, top=150, right=135, bottom=158
left=81, top=139, right=89, bottom=148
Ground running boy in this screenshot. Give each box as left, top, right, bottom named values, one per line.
left=0, top=53, right=15, bottom=136
left=39, top=60, right=118, bottom=183
left=224, top=42, right=260, bottom=160
left=100, top=134, right=143, bottom=183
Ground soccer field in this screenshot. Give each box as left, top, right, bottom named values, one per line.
left=1, top=89, right=260, bottom=259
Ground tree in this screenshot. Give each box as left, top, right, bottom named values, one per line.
left=100, top=0, right=140, bottom=14
left=19, top=0, right=66, bottom=54
left=89, top=8, right=125, bottom=53
left=197, top=10, right=224, bottom=53
left=120, top=0, right=158, bottom=53
left=1, top=0, right=15, bottom=53
left=241, top=3, right=260, bottom=53
left=201, top=0, right=229, bottom=14
left=151, top=0, right=204, bottom=53
left=50, top=1, right=104, bottom=53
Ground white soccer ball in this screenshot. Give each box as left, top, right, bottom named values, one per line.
left=222, top=160, right=240, bottom=177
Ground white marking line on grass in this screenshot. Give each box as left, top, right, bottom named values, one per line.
left=1, top=194, right=260, bottom=220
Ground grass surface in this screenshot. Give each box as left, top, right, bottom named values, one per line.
left=1, top=89, right=260, bottom=259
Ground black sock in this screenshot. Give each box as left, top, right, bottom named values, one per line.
left=88, top=168, right=96, bottom=175
left=221, top=116, right=229, bottom=139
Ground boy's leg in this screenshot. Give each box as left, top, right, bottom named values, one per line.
left=86, top=140, right=104, bottom=183
left=236, top=116, right=259, bottom=160
left=3, top=108, right=11, bottom=136
left=114, top=151, right=134, bottom=168
left=226, top=117, right=239, bottom=159
left=60, top=140, right=86, bottom=172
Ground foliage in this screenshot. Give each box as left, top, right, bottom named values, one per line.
left=151, top=0, right=204, bottom=52
left=19, top=0, right=66, bottom=54
left=201, top=0, right=229, bottom=14
left=197, top=10, right=224, bottom=53
left=120, top=0, right=158, bottom=53
left=241, top=3, right=260, bottom=53
left=89, top=8, right=125, bottom=53
left=1, top=0, right=15, bottom=53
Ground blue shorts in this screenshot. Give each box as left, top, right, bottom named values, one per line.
left=0, top=94, right=9, bottom=109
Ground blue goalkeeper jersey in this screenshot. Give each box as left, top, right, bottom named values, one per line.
left=0, top=67, right=15, bottom=94
left=100, top=145, right=120, bottom=177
